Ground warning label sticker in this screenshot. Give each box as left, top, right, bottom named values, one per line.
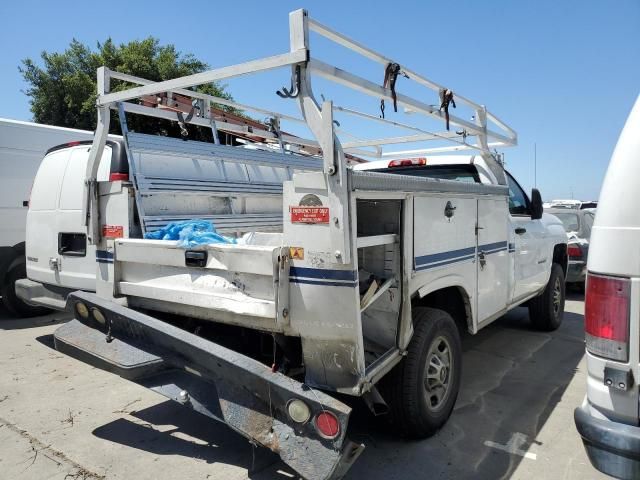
left=289, top=247, right=304, bottom=260
left=290, top=206, right=330, bottom=224
left=102, top=225, right=124, bottom=238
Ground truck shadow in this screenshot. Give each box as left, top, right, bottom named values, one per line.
left=87, top=303, right=587, bottom=480
left=92, top=402, right=282, bottom=476
left=0, top=306, right=69, bottom=330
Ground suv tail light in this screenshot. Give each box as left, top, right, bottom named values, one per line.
left=567, top=244, right=582, bottom=259
left=585, top=273, right=630, bottom=362
left=388, top=157, right=427, bottom=168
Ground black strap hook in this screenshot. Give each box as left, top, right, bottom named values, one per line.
left=276, top=65, right=301, bottom=99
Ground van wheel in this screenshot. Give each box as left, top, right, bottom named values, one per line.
left=1, top=262, right=50, bottom=318
left=528, top=263, right=565, bottom=331
left=380, top=307, right=461, bottom=438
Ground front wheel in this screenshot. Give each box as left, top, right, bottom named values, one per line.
left=381, top=307, right=462, bottom=438
left=528, top=263, right=565, bottom=331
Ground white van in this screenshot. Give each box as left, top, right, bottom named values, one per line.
left=0, top=118, right=92, bottom=316
left=574, top=95, right=640, bottom=479
left=17, top=139, right=126, bottom=310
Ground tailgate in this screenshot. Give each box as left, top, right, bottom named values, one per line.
left=109, top=239, right=290, bottom=332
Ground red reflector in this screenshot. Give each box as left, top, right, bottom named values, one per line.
left=66, top=141, right=82, bottom=147
left=109, top=172, right=129, bottom=182
left=567, top=245, right=582, bottom=258
left=314, top=411, right=340, bottom=439
left=388, top=157, right=427, bottom=168
left=585, top=273, right=630, bottom=361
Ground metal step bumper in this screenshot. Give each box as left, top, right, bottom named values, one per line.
left=54, top=291, right=363, bottom=480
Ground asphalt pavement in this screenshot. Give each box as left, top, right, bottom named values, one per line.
left=0, top=293, right=608, bottom=480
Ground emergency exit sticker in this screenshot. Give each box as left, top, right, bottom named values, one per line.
left=290, top=206, right=330, bottom=224
left=102, top=225, right=124, bottom=238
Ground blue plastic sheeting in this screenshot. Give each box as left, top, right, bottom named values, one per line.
left=144, top=220, right=237, bottom=248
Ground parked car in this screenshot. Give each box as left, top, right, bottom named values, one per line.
left=546, top=208, right=595, bottom=287
left=545, top=199, right=598, bottom=210
left=574, top=95, right=640, bottom=479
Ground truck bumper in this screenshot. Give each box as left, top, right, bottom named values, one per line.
left=55, top=291, right=363, bottom=480
left=574, top=402, right=640, bottom=480
left=15, top=278, right=71, bottom=311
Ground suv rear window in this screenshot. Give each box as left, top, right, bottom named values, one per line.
left=369, top=164, right=480, bottom=183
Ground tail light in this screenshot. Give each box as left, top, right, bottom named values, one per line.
left=109, top=172, right=129, bottom=182
left=567, top=244, right=582, bottom=259
left=314, top=411, right=340, bottom=439
left=388, top=157, right=427, bottom=168
left=585, top=273, right=630, bottom=362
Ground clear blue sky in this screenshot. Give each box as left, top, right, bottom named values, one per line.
left=1, top=0, right=638, bottom=200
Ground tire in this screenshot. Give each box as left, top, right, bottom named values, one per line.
left=528, top=263, right=565, bottom=331
left=380, top=307, right=462, bottom=438
left=1, top=261, right=50, bottom=318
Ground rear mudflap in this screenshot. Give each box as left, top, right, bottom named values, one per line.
left=54, top=291, right=364, bottom=480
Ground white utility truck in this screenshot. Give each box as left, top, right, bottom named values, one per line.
left=19, top=10, right=568, bottom=479
left=0, top=118, right=92, bottom=316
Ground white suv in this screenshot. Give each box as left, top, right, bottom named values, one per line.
left=574, top=95, right=640, bottom=479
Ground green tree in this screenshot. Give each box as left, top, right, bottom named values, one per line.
left=20, top=38, right=233, bottom=139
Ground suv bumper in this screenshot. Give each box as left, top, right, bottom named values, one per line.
left=55, top=291, right=363, bottom=480
left=566, top=261, right=587, bottom=283
left=574, top=402, right=640, bottom=479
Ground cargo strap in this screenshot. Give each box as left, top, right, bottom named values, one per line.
left=439, top=88, right=456, bottom=131
left=176, top=105, right=198, bottom=138
left=380, top=62, right=402, bottom=119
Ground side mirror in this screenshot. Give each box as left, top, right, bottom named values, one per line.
left=531, top=188, right=543, bottom=220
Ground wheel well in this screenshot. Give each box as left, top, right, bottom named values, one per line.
left=0, top=242, right=25, bottom=284
left=412, top=286, right=472, bottom=334
left=553, top=244, right=568, bottom=276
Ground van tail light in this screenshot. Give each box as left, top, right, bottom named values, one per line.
left=567, top=244, right=582, bottom=259
left=388, top=157, right=427, bottom=168
left=109, top=172, right=129, bottom=182
left=585, top=273, right=630, bottom=362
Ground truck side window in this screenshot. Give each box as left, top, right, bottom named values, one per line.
left=505, top=172, right=530, bottom=216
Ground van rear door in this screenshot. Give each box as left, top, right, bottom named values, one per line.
left=27, top=145, right=113, bottom=290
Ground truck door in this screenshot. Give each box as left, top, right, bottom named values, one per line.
left=505, top=172, right=547, bottom=301
left=476, top=196, right=509, bottom=323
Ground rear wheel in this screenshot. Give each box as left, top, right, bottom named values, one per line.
left=1, top=261, right=49, bottom=318
left=381, top=307, right=462, bottom=438
left=528, top=263, right=565, bottom=331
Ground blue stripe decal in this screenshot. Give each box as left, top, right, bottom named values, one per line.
left=415, top=246, right=476, bottom=267
left=290, top=278, right=357, bottom=287
left=96, top=250, right=114, bottom=264
left=289, top=267, right=357, bottom=282
left=415, top=254, right=475, bottom=271
left=415, top=240, right=509, bottom=271
left=508, top=242, right=516, bottom=252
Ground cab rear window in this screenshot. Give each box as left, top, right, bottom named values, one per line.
left=369, top=164, right=480, bottom=183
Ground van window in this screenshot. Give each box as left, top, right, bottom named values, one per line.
left=29, top=149, right=70, bottom=211
left=59, top=146, right=112, bottom=210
